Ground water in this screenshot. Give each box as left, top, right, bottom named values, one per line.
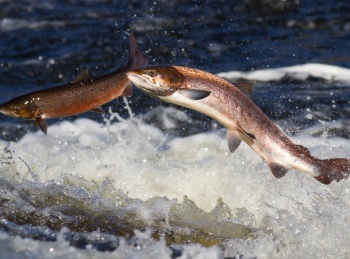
left=0, top=1, right=350, bottom=258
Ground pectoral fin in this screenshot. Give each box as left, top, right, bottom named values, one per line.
left=236, top=122, right=255, bottom=145
left=91, top=106, right=105, bottom=114
left=266, top=161, right=289, bottom=178
left=35, top=117, right=47, bottom=135
left=177, top=89, right=211, bottom=100
left=121, top=84, right=133, bottom=97
left=226, top=130, right=242, bottom=153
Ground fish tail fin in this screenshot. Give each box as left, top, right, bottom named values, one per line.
left=126, top=32, right=148, bottom=70
left=314, top=158, right=350, bottom=184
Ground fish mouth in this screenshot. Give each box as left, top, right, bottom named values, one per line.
left=126, top=72, right=150, bottom=89
left=0, top=105, right=32, bottom=119
left=127, top=72, right=175, bottom=97
left=0, top=110, right=24, bottom=118
left=0, top=108, right=15, bottom=117
left=126, top=72, right=162, bottom=96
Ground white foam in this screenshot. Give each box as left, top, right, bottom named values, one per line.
left=218, top=63, right=350, bottom=83
left=1, top=111, right=350, bottom=257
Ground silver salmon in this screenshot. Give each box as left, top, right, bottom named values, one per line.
left=127, top=66, right=350, bottom=184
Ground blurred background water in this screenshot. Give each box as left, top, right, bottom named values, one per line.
left=0, top=1, right=350, bottom=258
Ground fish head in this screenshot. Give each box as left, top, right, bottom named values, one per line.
left=0, top=97, right=38, bottom=119
left=126, top=66, right=184, bottom=97
left=127, top=66, right=211, bottom=103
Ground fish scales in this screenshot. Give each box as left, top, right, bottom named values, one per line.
left=0, top=32, right=148, bottom=134
left=127, top=65, right=350, bottom=184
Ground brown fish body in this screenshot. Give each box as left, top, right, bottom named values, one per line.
left=127, top=66, right=350, bottom=184
left=171, top=68, right=313, bottom=158
left=17, top=67, right=132, bottom=119
left=0, top=33, right=148, bottom=133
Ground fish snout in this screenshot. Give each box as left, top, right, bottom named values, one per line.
left=0, top=105, right=16, bottom=117
left=127, top=71, right=152, bottom=90
left=0, top=101, right=37, bottom=119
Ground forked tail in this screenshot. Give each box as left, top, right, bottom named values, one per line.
left=126, top=32, right=148, bottom=70
left=315, top=158, right=350, bottom=184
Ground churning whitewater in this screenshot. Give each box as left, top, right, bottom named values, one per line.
left=0, top=63, right=350, bottom=258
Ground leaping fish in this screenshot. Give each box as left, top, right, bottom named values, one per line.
left=0, top=32, right=148, bottom=134
left=127, top=66, right=350, bottom=184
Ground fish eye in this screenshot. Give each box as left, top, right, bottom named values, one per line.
left=147, top=70, right=156, bottom=77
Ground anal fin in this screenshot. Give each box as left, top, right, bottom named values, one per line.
left=226, top=130, right=242, bottom=153
left=266, top=161, right=289, bottom=179
left=91, top=106, right=105, bottom=114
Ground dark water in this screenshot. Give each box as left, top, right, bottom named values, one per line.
left=0, top=1, right=350, bottom=256
left=1, top=0, right=349, bottom=137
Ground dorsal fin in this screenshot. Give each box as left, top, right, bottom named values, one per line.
left=234, top=83, right=254, bottom=99
left=72, top=69, right=91, bottom=84
left=126, top=32, right=148, bottom=69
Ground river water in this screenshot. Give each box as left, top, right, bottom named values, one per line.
left=0, top=1, right=350, bottom=258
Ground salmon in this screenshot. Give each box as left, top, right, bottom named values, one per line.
left=0, top=32, right=148, bottom=134
left=127, top=66, right=350, bottom=184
